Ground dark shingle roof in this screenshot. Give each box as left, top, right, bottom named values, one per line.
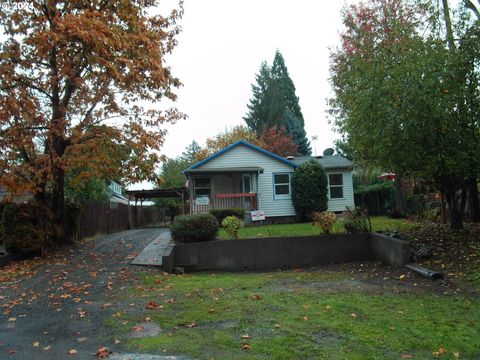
left=290, top=155, right=352, bottom=169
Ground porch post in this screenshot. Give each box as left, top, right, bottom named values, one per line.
left=256, top=171, right=260, bottom=210
left=189, top=178, right=193, bottom=214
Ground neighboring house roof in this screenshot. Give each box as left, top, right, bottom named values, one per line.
left=290, top=155, right=353, bottom=170
left=184, top=140, right=297, bottom=175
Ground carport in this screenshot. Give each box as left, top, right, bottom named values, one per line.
left=125, top=188, right=188, bottom=227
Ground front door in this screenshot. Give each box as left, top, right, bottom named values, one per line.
left=242, top=174, right=251, bottom=193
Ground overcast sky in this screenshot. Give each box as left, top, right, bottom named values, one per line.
left=130, top=0, right=355, bottom=190
left=159, top=0, right=351, bottom=159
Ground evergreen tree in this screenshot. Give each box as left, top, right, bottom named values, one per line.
left=270, top=50, right=304, bottom=126
left=243, top=62, right=272, bottom=134
left=180, top=140, right=201, bottom=165
left=244, top=51, right=311, bottom=155
left=284, top=110, right=311, bottom=156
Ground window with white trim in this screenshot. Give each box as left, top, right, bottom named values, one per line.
left=194, top=177, right=211, bottom=198
left=329, top=173, right=343, bottom=199
left=273, top=173, right=291, bottom=197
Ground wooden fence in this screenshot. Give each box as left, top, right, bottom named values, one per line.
left=77, top=201, right=166, bottom=240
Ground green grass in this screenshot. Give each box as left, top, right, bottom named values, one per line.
left=117, top=271, right=480, bottom=359
left=218, top=216, right=419, bottom=240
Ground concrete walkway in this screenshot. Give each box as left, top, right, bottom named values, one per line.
left=131, top=229, right=173, bottom=267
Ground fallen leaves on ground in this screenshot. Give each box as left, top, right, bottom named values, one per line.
left=433, top=347, right=447, bottom=357
left=95, top=346, right=112, bottom=358
left=67, top=349, right=78, bottom=355
left=145, top=301, right=161, bottom=310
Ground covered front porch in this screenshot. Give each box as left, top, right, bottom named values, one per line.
left=185, top=167, right=262, bottom=213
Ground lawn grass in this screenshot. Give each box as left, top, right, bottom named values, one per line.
left=218, top=216, right=419, bottom=240
left=119, top=270, right=480, bottom=359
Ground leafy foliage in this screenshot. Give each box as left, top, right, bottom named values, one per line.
left=313, top=211, right=337, bottom=234
left=170, top=213, right=219, bottom=243
left=291, top=160, right=328, bottom=221
left=283, top=109, right=311, bottom=156
left=209, top=208, right=246, bottom=225
left=180, top=141, right=202, bottom=164
left=259, top=126, right=298, bottom=157
left=343, top=207, right=372, bottom=234
left=221, top=216, right=243, bottom=240
left=194, top=126, right=263, bottom=161
left=0, top=201, right=82, bottom=254
left=355, top=181, right=395, bottom=216
left=244, top=51, right=311, bottom=155
left=0, top=0, right=185, bottom=242
left=1, top=202, right=53, bottom=254
left=65, top=169, right=109, bottom=202
left=154, top=157, right=190, bottom=218
left=328, top=0, right=480, bottom=229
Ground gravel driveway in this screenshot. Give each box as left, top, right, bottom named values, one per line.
left=0, top=228, right=168, bottom=359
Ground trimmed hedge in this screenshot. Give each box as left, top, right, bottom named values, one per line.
left=171, top=213, right=219, bottom=243
left=209, top=208, right=245, bottom=225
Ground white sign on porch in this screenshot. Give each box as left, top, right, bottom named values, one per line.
left=251, top=210, right=266, bottom=221
left=195, top=197, right=210, bottom=206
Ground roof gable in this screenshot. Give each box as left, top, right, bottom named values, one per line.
left=184, top=140, right=297, bottom=173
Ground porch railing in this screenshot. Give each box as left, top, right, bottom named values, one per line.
left=192, top=193, right=258, bottom=213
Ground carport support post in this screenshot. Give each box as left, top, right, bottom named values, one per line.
left=140, top=199, right=144, bottom=228
left=181, top=191, right=185, bottom=215
left=134, top=197, right=138, bottom=228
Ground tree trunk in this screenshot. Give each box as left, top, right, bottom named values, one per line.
left=50, top=131, right=68, bottom=243
left=468, top=176, right=480, bottom=222
left=394, top=174, right=405, bottom=215
left=52, top=164, right=67, bottom=242
left=441, top=0, right=456, bottom=50
left=445, top=187, right=467, bottom=230
left=440, top=191, right=447, bottom=224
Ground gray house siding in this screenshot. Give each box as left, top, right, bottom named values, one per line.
left=326, top=170, right=355, bottom=212
left=195, top=144, right=296, bottom=217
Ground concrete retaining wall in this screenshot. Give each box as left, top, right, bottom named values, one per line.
left=163, top=233, right=409, bottom=272
left=370, top=233, right=410, bottom=267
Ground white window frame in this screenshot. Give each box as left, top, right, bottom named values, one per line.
left=194, top=177, right=212, bottom=199
left=328, top=173, right=344, bottom=199
left=273, top=172, right=291, bottom=199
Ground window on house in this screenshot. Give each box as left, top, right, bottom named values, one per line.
left=274, top=173, right=291, bottom=197
left=194, top=177, right=211, bottom=198
left=329, top=173, right=343, bottom=198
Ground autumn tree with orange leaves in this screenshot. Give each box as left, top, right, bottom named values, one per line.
left=0, top=0, right=185, bottom=241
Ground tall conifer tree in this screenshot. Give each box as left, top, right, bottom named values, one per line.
left=244, top=51, right=311, bottom=155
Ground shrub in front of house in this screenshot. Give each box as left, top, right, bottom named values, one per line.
left=221, top=216, right=243, bottom=240
left=209, top=208, right=246, bottom=225
left=291, top=160, right=328, bottom=221
left=313, top=211, right=336, bottom=234
left=171, top=213, right=219, bottom=243
left=1, top=202, right=54, bottom=254
left=343, top=207, right=371, bottom=233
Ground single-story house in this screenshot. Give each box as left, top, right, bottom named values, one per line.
left=183, top=140, right=354, bottom=221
